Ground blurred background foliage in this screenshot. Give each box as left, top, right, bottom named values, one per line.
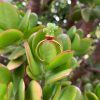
left=11, top=0, right=100, bottom=30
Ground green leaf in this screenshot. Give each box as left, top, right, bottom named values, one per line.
left=57, top=34, right=71, bottom=51
left=26, top=66, right=38, bottom=80
left=43, top=84, right=56, bottom=100
left=76, top=29, right=84, bottom=38
left=70, top=57, right=78, bottom=68
left=72, top=34, right=80, bottom=50
left=84, top=83, right=93, bottom=92
left=29, top=25, right=45, bottom=36
left=72, top=5, right=81, bottom=21
left=15, top=79, right=25, bottom=100
left=7, top=57, right=25, bottom=70
left=75, top=38, right=92, bottom=56
left=26, top=80, right=42, bottom=100
left=47, top=50, right=73, bottom=70
left=53, top=84, right=61, bottom=100
left=19, top=10, right=31, bottom=33
left=67, top=26, right=76, bottom=39
left=0, top=29, right=23, bottom=48
left=79, top=0, right=94, bottom=4
left=94, top=0, right=100, bottom=5
left=5, top=82, right=14, bottom=100
left=28, top=13, right=38, bottom=29
left=0, top=2, right=20, bottom=29
left=11, top=66, right=25, bottom=95
left=32, top=29, right=46, bottom=55
left=24, top=41, right=41, bottom=76
left=60, top=85, right=82, bottom=100
left=28, top=33, right=35, bottom=48
left=0, top=83, right=7, bottom=99
left=0, top=46, right=16, bottom=54
left=36, top=40, right=58, bottom=63
left=52, top=57, right=78, bottom=73
left=93, top=7, right=100, bottom=18
left=81, top=8, right=92, bottom=22
left=0, top=29, right=4, bottom=32
left=0, top=67, right=11, bottom=84
left=95, top=26, right=100, bottom=38
left=85, top=92, right=99, bottom=100
left=46, top=69, right=72, bottom=84
left=80, top=38, right=92, bottom=52
left=8, top=46, right=25, bottom=60
left=95, top=83, right=100, bottom=100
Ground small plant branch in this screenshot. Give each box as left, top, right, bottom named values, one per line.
left=71, top=59, right=100, bottom=85
left=71, top=0, right=77, bottom=6
left=71, top=59, right=88, bottom=84
left=24, top=71, right=31, bottom=89
left=27, top=0, right=41, bottom=13
left=87, top=67, right=100, bottom=73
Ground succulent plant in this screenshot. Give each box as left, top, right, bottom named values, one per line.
left=0, top=2, right=99, bottom=100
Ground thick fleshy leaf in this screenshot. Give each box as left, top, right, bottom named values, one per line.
left=43, top=84, right=56, bottom=100
left=70, top=57, right=78, bottom=68
left=75, top=38, right=92, bottom=56
left=0, top=46, right=16, bottom=54
left=37, top=40, right=57, bottom=62
left=0, top=2, right=19, bottom=29
left=0, top=67, right=11, bottom=84
left=47, top=50, right=73, bottom=70
left=28, top=13, right=38, bottom=29
left=95, top=26, right=100, bottom=38
left=76, top=29, right=84, bottom=38
left=26, top=66, right=37, bottom=80
left=46, top=69, right=72, bottom=84
left=84, top=83, right=93, bottom=92
left=57, top=34, right=71, bottom=50
left=67, top=26, right=76, bottom=39
left=36, top=40, right=61, bottom=63
left=0, top=29, right=23, bottom=48
left=7, top=58, right=24, bottom=70
left=26, top=80, right=42, bottom=100
left=19, top=10, right=31, bottom=33
left=79, top=0, right=94, bottom=4
left=15, top=79, right=25, bottom=100
left=80, top=38, right=92, bottom=51
left=24, top=41, right=41, bottom=76
left=85, top=92, right=99, bottom=100
left=95, top=83, right=100, bottom=100
left=32, top=29, right=46, bottom=54
left=52, top=57, right=78, bottom=73
left=52, top=64, right=69, bottom=73
left=28, top=33, right=35, bottom=48
left=29, top=25, right=45, bottom=36
left=60, top=85, right=82, bottom=100
left=53, top=84, right=61, bottom=100
left=0, top=83, right=7, bottom=99
left=8, top=46, right=25, bottom=60
left=72, top=34, right=80, bottom=50
left=81, top=8, right=92, bottom=22
left=5, top=82, right=14, bottom=100
left=11, top=66, right=25, bottom=94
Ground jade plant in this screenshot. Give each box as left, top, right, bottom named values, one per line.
left=0, top=2, right=100, bottom=100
